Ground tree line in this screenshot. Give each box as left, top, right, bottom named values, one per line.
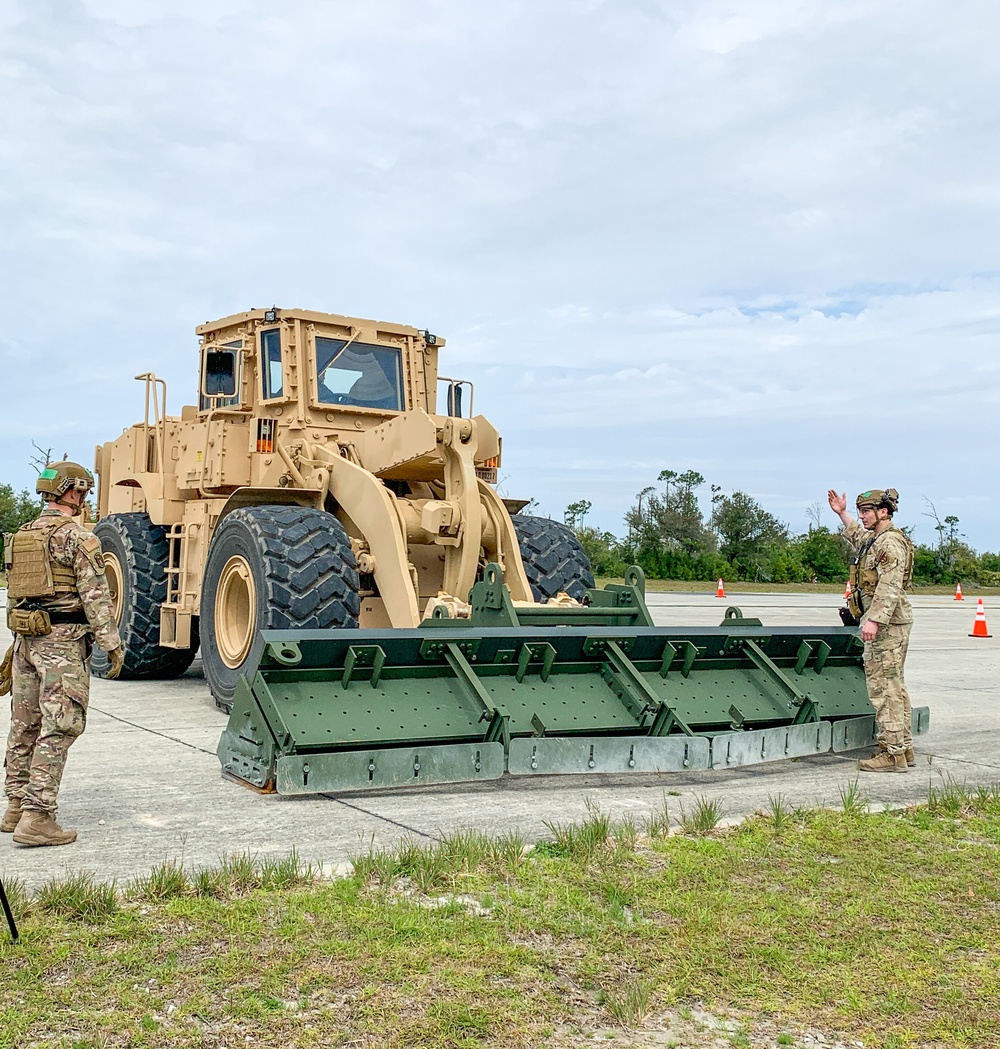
left=563, top=469, right=1000, bottom=587
left=4, top=469, right=998, bottom=588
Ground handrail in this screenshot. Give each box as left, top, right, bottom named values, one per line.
left=134, top=372, right=168, bottom=484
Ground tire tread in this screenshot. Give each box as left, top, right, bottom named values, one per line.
left=512, top=514, right=595, bottom=602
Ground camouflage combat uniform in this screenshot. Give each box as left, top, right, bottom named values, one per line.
left=5, top=510, right=121, bottom=815
left=842, top=518, right=914, bottom=756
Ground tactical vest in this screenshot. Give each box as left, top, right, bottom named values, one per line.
left=847, top=524, right=913, bottom=620
left=3, top=516, right=80, bottom=602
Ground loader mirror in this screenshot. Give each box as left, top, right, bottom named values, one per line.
left=439, top=377, right=473, bottom=418
left=203, top=350, right=237, bottom=398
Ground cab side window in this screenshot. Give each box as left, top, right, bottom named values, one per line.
left=261, top=329, right=283, bottom=399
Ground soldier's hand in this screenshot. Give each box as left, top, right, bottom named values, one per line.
left=860, top=620, right=879, bottom=642
left=827, top=490, right=847, bottom=515
left=106, top=646, right=125, bottom=680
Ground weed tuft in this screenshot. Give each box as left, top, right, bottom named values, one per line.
left=838, top=778, right=870, bottom=816
left=645, top=794, right=672, bottom=838
left=35, top=872, right=118, bottom=922
left=539, top=799, right=613, bottom=862
left=680, top=794, right=723, bottom=834
left=410, top=844, right=448, bottom=894
left=259, top=848, right=314, bottom=890
left=217, top=850, right=260, bottom=894
left=613, top=814, right=639, bottom=851
left=926, top=775, right=999, bottom=818
left=767, top=793, right=791, bottom=834
left=191, top=866, right=225, bottom=898
left=602, top=976, right=654, bottom=1027
left=187, top=849, right=312, bottom=898
left=439, top=827, right=492, bottom=872
left=489, top=829, right=527, bottom=870
left=129, top=860, right=190, bottom=902
left=348, top=834, right=380, bottom=884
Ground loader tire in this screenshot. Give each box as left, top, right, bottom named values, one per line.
left=512, top=514, right=595, bottom=603
left=201, top=506, right=360, bottom=713
left=91, top=513, right=199, bottom=680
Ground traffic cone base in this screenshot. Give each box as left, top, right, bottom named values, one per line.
left=970, top=598, right=992, bottom=638
left=716, top=578, right=726, bottom=598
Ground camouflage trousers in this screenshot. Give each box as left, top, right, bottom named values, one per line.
left=863, top=622, right=912, bottom=755
left=4, top=634, right=91, bottom=815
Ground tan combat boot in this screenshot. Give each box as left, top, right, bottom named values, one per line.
left=12, top=809, right=78, bottom=847
left=858, top=751, right=908, bottom=774
left=877, top=742, right=916, bottom=767
left=1, top=798, right=22, bottom=833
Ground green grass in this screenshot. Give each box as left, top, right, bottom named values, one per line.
left=2, top=794, right=999, bottom=1048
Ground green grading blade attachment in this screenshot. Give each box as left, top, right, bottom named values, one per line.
left=217, top=565, right=930, bottom=794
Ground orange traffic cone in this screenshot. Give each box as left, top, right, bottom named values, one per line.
left=844, top=580, right=852, bottom=601
left=955, top=583, right=964, bottom=601
left=716, top=578, right=726, bottom=598
left=970, top=598, right=992, bottom=638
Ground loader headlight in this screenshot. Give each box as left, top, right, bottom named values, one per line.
left=264, top=307, right=279, bottom=323
left=423, top=330, right=437, bottom=346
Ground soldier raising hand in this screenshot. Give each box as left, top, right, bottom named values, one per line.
left=829, top=487, right=916, bottom=774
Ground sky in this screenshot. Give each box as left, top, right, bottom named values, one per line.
left=1, top=0, right=998, bottom=550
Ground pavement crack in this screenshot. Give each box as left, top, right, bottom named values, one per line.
left=88, top=706, right=218, bottom=757
left=322, top=795, right=436, bottom=839
left=922, top=753, right=1000, bottom=771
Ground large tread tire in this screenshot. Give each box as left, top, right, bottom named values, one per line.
left=92, top=513, right=199, bottom=680
left=512, top=514, right=595, bottom=603
left=200, top=506, right=360, bottom=712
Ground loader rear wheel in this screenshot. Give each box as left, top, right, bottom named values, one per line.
left=512, top=514, right=595, bottom=603
left=91, top=513, right=200, bottom=680
left=201, top=506, right=360, bottom=713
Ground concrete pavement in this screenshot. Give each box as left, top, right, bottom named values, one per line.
left=2, top=589, right=997, bottom=890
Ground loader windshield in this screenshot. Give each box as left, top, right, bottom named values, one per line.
left=315, top=337, right=403, bottom=410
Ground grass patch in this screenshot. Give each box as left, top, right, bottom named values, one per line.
left=2, top=797, right=1000, bottom=1047
left=679, top=793, right=724, bottom=834
left=34, top=871, right=119, bottom=922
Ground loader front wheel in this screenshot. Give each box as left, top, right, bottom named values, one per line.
left=91, top=513, right=200, bottom=680
left=512, top=514, right=595, bottom=603
left=201, top=506, right=360, bottom=712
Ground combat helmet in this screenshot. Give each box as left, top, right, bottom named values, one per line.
left=36, top=461, right=95, bottom=500
left=855, top=488, right=899, bottom=514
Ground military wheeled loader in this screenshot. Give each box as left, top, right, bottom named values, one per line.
left=94, top=307, right=928, bottom=794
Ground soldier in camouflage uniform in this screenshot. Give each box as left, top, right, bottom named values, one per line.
left=828, top=487, right=915, bottom=773
left=1, top=462, right=124, bottom=846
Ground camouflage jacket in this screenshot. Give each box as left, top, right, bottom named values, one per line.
left=842, top=519, right=914, bottom=626
left=15, top=509, right=122, bottom=651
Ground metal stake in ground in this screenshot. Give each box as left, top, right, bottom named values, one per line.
left=0, top=875, right=18, bottom=943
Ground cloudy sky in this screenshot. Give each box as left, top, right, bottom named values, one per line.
left=2, top=0, right=998, bottom=549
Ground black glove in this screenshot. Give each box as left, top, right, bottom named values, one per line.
left=839, top=607, right=860, bottom=627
